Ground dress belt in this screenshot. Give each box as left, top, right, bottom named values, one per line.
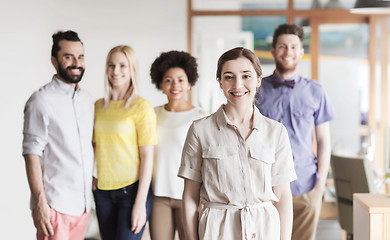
left=202, top=201, right=273, bottom=240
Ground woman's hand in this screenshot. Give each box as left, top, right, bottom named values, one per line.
left=131, top=200, right=146, bottom=234
left=92, top=177, right=98, bottom=191
left=130, top=145, right=154, bottom=234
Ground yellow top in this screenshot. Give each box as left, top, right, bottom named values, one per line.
left=93, top=97, right=157, bottom=190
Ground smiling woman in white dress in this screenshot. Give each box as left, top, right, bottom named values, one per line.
left=179, top=47, right=297, bottom=240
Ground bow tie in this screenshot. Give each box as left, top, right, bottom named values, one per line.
left=273, top=79, right=295, bottom=88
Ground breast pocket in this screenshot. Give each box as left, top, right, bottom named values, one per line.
left=202, top=146, right=240, bottom=194
left=293, top=110, right=314, bottom=128
left=248, top=147, right=275, bottom=194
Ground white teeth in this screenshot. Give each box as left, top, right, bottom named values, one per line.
left=232, top=92, right=245, bottom=96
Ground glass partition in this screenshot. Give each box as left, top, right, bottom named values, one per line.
left=191, top=16, right=287, bottom=113
left=318, top=23, right=370, bottom=156
left=294, top=0, right=355, bottom=9
left=189, top=0, right=390, bottom=187
left=192, top=0, right=288, bottom=11
left=384, top=18, right=390, bottom=172
left=242, top=16, right=287, bottom=65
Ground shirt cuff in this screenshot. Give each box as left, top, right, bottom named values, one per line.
left=272, top=168, right=297, bottom=186
left=177, top=166, right=202, bottom=183
left=22, top=145, right=43, bottom=157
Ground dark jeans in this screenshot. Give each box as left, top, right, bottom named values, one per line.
left=93, top=181, right=152, bottom=240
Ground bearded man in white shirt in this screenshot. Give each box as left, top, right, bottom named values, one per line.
left=22, top=30, right=94, bottom=240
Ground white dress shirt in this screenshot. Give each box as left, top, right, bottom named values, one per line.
left=23, top=76, right=94, bottom=216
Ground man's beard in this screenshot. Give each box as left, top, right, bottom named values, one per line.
left=57, top=63, right=85, bottom=84
left=275, top=60, right=297, bottom=74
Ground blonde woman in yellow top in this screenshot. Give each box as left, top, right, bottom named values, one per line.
left=92, top=45, right=157, bottom=240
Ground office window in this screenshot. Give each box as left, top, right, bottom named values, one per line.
left=294, top=0, right=355, bottom=9
left=189, top=0, right=390, bottom=175
left=387, top=18, right=390, bottom=172
left=318, top=23, right=369, bottom=155
left=192, top=0, right=288, bottom=11
left=191, top=16, right=287, bottom=113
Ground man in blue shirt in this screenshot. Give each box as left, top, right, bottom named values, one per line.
left=255, top=24, right=336, bottom=240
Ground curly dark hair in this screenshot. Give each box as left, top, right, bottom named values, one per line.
left=51, top=30, right=82, bottom=58
left=150, top=50, right=199, bottom=90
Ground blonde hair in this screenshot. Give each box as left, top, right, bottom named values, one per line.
left=104, top=45, right=139, bottom=108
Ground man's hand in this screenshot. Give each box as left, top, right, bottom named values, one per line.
left=24, top=154, right=54, bottom=236
left=32, top=201, right=54, bottom=236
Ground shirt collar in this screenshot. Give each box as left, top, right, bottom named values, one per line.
left=215, top=104, right=262, bottom=131
left=52, top=75, right=80, bottom=95
left=215, top=105, right=228, bottom=130
left=271, top=71, right=301, bottom=83
left=252, top=106, right=262, bottom=130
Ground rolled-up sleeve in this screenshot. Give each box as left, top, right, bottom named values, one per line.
left=271, top=125, right=297, bottom=186
left=178, top=122, right=203, bottom=183
left=22, top=94, right=49, bottom=156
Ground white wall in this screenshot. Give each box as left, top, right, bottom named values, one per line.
left=0, top=0, right=186, bottom=238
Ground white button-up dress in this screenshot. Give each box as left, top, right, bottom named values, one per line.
left=178, top=105, right=297, bottom=240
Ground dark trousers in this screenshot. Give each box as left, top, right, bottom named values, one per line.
left=93, top=181, right=152, bottom=240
